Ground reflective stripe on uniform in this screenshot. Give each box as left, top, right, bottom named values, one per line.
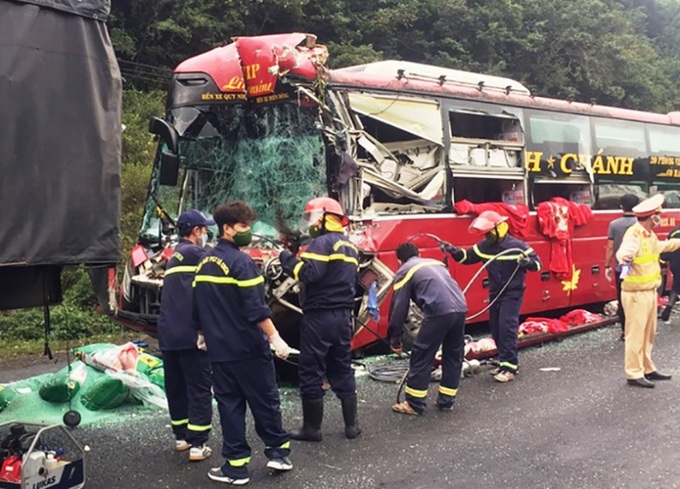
left=293, top=261, right=304, bottom=282
left=332, top=240, right=358, bottom=253
left=228, top=457, right=251, bottom=467
left=393, top=260, right=445, bottom=290
left=499, top=361, right=518, bottom=372
left=623, top=273, right=661, bottom=284
left=164, top=266, right=198, bottom=276
left=404, top=386, right=428, bottom=398
left=473, top=244, right=528, bottom=261
left=632, top=254, right=660, bottom=264
left=300, top=251, right=359, bottom=267
left=171, top=418, right=188, bottom=426
left=267, top=441, right=291, bottom=450
left=438, top=385, right=458, bottom=397
left=192, top=275, right=265, bottom=288
left=188, top=423, right=212, bottom=432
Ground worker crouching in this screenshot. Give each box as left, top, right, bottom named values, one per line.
left=279, top=197, right=361, bottom=441
left=442, top=211, right=541, bottom=383
left=616, top=193, right=680, bottom=388
left=388, top=243, right=468, bottom=415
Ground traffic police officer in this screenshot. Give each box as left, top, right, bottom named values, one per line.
left=388, top=242, right=468, bottom=415
left=442, top=210, right=541, bottom=383
left=616, top=193, right=680, bottom=388
left=279, top=197, right=361, bottom=441
left=193, top=201, right=293, bottom=485
left=157, top=209, right=214, bottom=461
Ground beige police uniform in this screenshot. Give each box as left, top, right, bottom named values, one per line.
left=616, top=194, right=680, bottom=380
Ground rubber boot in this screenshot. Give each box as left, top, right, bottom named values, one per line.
left=662, top=291, right=677, bottom=322
left=340, top=394, right=362, bottom=439
left=290, top=398, right=323, bottom=442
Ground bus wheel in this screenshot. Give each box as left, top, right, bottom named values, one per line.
left=400, top=305, right=424, bottom=352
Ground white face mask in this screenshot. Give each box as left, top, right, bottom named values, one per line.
left=198, top=232, right=208, bottom=248
left=651, top=214, right=661, bottom=228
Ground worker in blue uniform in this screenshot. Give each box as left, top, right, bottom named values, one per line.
left=193, top=201, right=293, bottom=486
left=158, top=209, right=214, bottom=461
left=388, top=242, right=468, bottom=415
left=441, top=210, right=541, bottom=383
left=279, top=197, right=361, bottom=441
left=661, top=224, right=680, bottom=322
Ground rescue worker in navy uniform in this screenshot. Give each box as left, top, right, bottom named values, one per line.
left=442, top=210, right=541, bottom=383
left=388, top=242, right=468, bottom=415
left=157, top=209, right=214, bottom=461
left=193, top=201, right=293, bottom=485
left=279, top=197, right=361, bottom=442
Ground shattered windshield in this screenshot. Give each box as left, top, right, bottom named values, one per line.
left=140, top=102, right=326, bottom=240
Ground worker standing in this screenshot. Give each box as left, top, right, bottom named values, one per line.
left=193, top=201, right=293, bottom=485
left=388, top=242, right=468, bottom=415
left=616, top=194, right=680, bottom=388
left=441, top=211, right=541, bottom=383
left=604, top=194, right=640, bottom=340
left=660, top=224, right=680, bottom=322
left=157, top=209, right=214, bottom=461
left=279, top=197, right=361, bottom=441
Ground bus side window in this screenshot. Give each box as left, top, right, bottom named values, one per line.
left=453, top=178, right=524, bottom=206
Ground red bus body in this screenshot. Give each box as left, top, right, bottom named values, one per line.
left=117, top=33, right=680, bottom=352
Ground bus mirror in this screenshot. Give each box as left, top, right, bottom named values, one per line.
left=149, top=117, right=179, bottom=154
left=159, top=151, right=180, bottom=186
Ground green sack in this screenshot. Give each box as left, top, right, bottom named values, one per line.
left=136, top=352, right=163, bottom=376
left=81, top=376, right=129, bottom=411
left=39, top=374, right=81, bottom=403
left=147, top=367, right=165, bottom=389
left=0, top=385, right=16, bottom=412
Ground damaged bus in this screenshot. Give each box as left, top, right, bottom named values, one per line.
left=114, top=33, right=680, bottom=352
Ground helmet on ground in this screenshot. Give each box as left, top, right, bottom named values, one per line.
left=303, top=197, right=350, bottom=227
left=468, top=210, right=508, bottom=235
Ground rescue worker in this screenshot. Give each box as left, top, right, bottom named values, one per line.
left=660, top=224, right=680, bottom=322
left=279, top=197, right=361, bottom=441
left=157, top=209, right=214, bottom=461
left=616, top=193, right=680, bottom=388
left=441, top=210, right=541, bottom=383
left=193, top=201, right=293, bottom=485
left=604, top=194, right=640, bottom=340
left=388, top=242, right=468, bottom=415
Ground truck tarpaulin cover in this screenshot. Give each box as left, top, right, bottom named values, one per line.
left=0, top=0, right=121, bottom=268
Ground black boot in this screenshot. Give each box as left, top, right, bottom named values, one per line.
left=290, top=398, right=323, bottom=442
left=340, top=394, right=362, bottom=439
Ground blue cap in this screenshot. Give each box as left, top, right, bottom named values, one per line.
left=176, top=209, right=215, bottom=231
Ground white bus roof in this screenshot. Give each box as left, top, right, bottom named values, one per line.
left=336, top=60, right=531, bottom=96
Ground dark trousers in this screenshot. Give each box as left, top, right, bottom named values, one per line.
left=299, top=309, right=355, bottom=400
left=163, top=349, right=213, bottom=446
left=212, top=356, right=290, bottom=478
left=405, top=312, right=466, bottom=413
left=489, top=289, right=523, bottom=372
left=615, top=270, right=625, bottom=331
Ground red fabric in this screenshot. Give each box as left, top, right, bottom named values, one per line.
left=559, top=309, right=601, bottom=326
left=454, top=200, right=529, bottom=238
left=536, top=197, right=593, bottom=279
left=520, top=317, right=570, bottom=334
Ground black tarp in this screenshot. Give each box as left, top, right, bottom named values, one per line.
left=0, top=0, right=121, bottom=308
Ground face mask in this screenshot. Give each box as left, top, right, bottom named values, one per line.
left=651, top=214, right=661, bottom=227
left=198, top=233, right=208, bottom=248
left=308, top=224, right=322, bottom=238
left=233, top=229, right=252, bottom=247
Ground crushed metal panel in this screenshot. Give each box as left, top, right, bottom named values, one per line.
left=348, top=93, right=444, bottom=145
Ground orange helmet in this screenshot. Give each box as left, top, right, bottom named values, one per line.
left=303, top=197, right=350, bottom=227
left=468, top=210, right=508, bottom=235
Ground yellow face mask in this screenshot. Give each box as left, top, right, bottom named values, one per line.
left=486, top=221, right=509, bottom=242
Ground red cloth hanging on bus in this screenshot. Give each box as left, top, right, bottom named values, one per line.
left=536, top=197, right=593, bottom=280
left=454, top=200, right=529, bottom=238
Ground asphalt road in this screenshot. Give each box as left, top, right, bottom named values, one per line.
left=3, top=319, right=680, bottom=489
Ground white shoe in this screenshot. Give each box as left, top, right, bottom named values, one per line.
left=266, top=457, right=293, bottom=471
left=175, top=440, right=191, bottom=452
left=189, top=445, right=212, bottom=461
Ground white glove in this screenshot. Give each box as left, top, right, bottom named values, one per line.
left=604, top=267, right=613, bottom=282
left=270, top=332, right=291, bottom=360
left=196, top=332, right=207, bottom=351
